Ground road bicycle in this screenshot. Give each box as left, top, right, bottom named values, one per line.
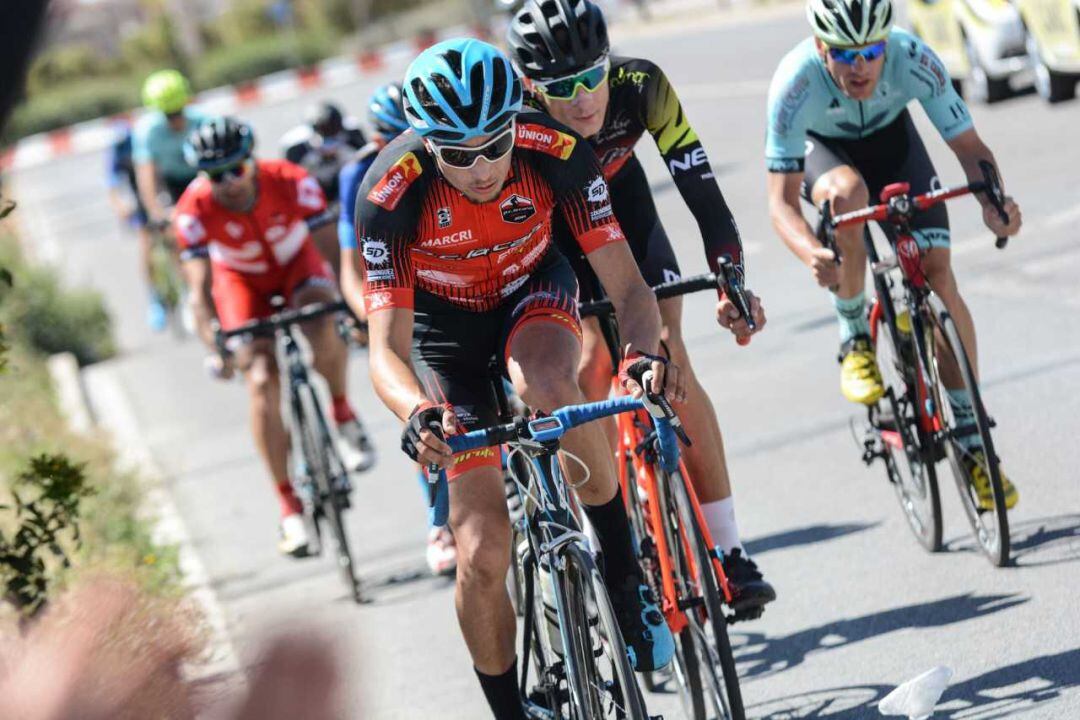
left=578, top=256, right=755, bottom=720
left=816, top=161, right=1014, bottom=567
left=219, top=299, right=364, bottom=601
left=428, top=393, right=687, bottom=719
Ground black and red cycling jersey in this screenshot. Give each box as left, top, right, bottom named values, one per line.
left=354, top=111, right=627, bottom=315
left=527, top=55, right=743, bottom=273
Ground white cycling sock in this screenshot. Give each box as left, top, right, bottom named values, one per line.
left=701, top=497, right=742, bottom=555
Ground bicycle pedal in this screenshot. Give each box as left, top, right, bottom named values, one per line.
left=727, top=605, right=765, bottom=625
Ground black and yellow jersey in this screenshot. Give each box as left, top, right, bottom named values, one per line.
left=528, top=55, right=744, bottom=271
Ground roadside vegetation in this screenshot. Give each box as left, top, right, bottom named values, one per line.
left=0, top=226, right=180, bottom=622
left=3, top=0, right=434, bottom=143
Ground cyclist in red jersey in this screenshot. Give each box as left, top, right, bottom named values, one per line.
left=175, top=117, right=374, bottom=558
left=508, top=0, right=774, bottom=609
left=353, top=39, right=676, bottom=719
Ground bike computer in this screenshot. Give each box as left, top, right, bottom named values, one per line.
left=528, top=415, right=565, bottom=442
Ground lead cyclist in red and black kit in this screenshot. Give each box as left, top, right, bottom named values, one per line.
left=352, top=38, right=676, bottom=720
left=507, top=0, right=775, bottom=608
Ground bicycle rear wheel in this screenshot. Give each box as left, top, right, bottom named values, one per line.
left=297, top=385, right=364, bottom=600
left=924, top=295, right=1010, bottom=566
left=872, top=293, right=943, bottom=552
left=557, top=542, right=648, bottom=720
left=667, top=468, right=745, bottom=720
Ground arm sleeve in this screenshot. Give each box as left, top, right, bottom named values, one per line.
left=354, top=162, right=420, bottom=314
left=337, top=158, right=370, bottom=250
left=105, top=144, right=124, bottom=188
left=764, top=61, right=813, bottom=174
left=173, top=202, right=210, bottom=260
left=642, top=64, right=744, bottom=270
left=905, top=38, right=974, bottom=141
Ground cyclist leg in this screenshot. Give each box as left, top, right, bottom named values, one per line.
left=215, top=275, right=307, bottom=553
left=874, top=116, right=1017, bottom=506
left=501, top=253, right=674, bottom=672
left=288, top=247, right=374, bottom=470
left=806, top=133, right=883, bottom=405
left=411, top=298, right=523, bottom=718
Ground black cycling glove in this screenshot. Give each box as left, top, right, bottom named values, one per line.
left=401, top=401, right=447, bottom=462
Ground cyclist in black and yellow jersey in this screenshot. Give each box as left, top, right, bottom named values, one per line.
left=508, top=0, right=775, bottom=611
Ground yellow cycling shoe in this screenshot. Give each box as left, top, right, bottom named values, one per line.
left=839, top=336, right=885, bottom=405
left=964, top=450, right=1019, bottom=511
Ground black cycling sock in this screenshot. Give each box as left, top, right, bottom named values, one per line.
left=475, top=658, right=527, bottom=720
left=583, top=489, right=641, bottom=589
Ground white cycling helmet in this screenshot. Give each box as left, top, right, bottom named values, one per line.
left=807, top=0, right=893, bottom=47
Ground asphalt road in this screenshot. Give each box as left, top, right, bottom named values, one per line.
left=9, top=4, right=1080, bottom=718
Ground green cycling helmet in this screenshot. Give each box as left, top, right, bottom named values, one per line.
left=142, top=69, right=192, bottom=114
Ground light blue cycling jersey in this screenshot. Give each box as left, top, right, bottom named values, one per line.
left=131, top=105, right=208, bottom=182
left=766, top=29, right=973, bottom=173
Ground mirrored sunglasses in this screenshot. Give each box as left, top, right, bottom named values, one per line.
left=534, top=58, right=610, bottom=100
left=204, top=161, right=250, bottom=184
left=827, top=41, right=887, bottom=66
left=431, top=122, right=516, bottom=169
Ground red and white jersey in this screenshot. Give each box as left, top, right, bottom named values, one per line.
left=174, top=159, right=327, bottom=278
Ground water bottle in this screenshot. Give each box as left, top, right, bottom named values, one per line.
left=537, top=556, right=564, bottom=656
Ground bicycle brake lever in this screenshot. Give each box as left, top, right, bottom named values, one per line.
left=640, top=371, right=692, bottom=446
left=977, top=160, right=1010, bottom=250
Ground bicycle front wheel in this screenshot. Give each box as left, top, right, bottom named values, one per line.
left=872, top=293, right=943, bottom=552
left=924, top=295, right=1010, bottom=567
left=296, top=385, right=364, bottom=601
left=557, top=543, right=649, bottom=720
left=667, top=468, right=745, bottom=720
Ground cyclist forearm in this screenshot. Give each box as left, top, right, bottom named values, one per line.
left=339, top=247, right=365, bottom=321
left=368, top=309, right=429, bottom=421
left=612, top=278, right=662, bottom=357
left=181, top=259, right=217, bottom=349
left=135, top=162, right=164, bottom=221
left=948, top=129, right=1003, bottom=205
left=768, top=173, right=819, bottom=266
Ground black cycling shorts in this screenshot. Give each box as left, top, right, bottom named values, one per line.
left=411, top=250, right=581, bottom=479
left=554, top=153, right=681, bottom=302
left=802, top=110, right=950, bottom=249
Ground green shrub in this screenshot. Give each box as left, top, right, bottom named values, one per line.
left=26, top=44, right=118, bottom=96
left=192, top=33, right=337, bottom=90
left=0, top=235, right=115, bottom=366
left=3, top=77, right=139, bottom=143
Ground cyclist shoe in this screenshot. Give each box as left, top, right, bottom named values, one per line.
left=839, top=335, right=885, bottom=405
left=964, top=450, right=1018, bottom=511
left=147, top=294, right=167, bottom=332
left=278, top=513, right=311, bottom=558
left=721, top=548, right=776, bottom=612
left=426, top=526, right=458, bottom=576
left=610, top=576, right=674, bottom=672
left=337, top=418, right=376, bottom=472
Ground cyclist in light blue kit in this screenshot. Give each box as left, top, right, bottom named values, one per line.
left=765, top=0, right=1022, bottom=508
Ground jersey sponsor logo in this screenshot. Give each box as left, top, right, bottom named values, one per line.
left=366, top=290, right=393, bottom=310
left=437, top=207, right=452, bottom=228
left=175, top=213, right=206, bottom=246
left=663, top=268, right=681, bottom=283
left=826, top=98, right=844, bottom=116
left=500, top=194, right=536, bottom=224
left=609, top=67, right=649, bottom=88
left=296, top=176, right=324, bottom=210
left=362, top=238, right=390, bottom=266
left=594, top=114, right=633, bottom=144
left=590, top=206, right=613, bottom=222
left=918, top=53, right=947, bottom=93
left=366, top=268, right=395, bottom=282
left=587, top=177, right=609, bottom=203
left=424, top=234, right=530, bottom=260
left=597, top=145, right=632, bottom=171
left=502, top=262, right=522, bottom=276
left=419, top=229, right=474, bottom=248
left=452, top=448, right=497, bottom=466
left=367, top=151, right=423, bottom=210
left=773, top=75, right=810, bottom=135
left=225, top=221, right=244, bottom=239
left=667, top=146, right=708, bottom=174
left=516, top=124, right=577, bottom=160
left=499, top=275, right=531, bottom=297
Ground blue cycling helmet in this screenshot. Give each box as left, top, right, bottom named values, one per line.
left=184, top=116, right=254, bottom=170
left=368, top=82, right=409, bottom=138
left=402, top=38, right=522, bottom=143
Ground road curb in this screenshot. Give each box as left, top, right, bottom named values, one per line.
left=47, top=354, right=245, bottom=689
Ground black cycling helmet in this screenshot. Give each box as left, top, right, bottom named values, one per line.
left=507, top=0, right=609, bottom=80
left=306, top=101, right=345, bottom=138
left=183, top=116, right=255, bottom=171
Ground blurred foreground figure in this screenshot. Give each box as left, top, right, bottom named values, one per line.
left=0, top=579, right=343, bottom=720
